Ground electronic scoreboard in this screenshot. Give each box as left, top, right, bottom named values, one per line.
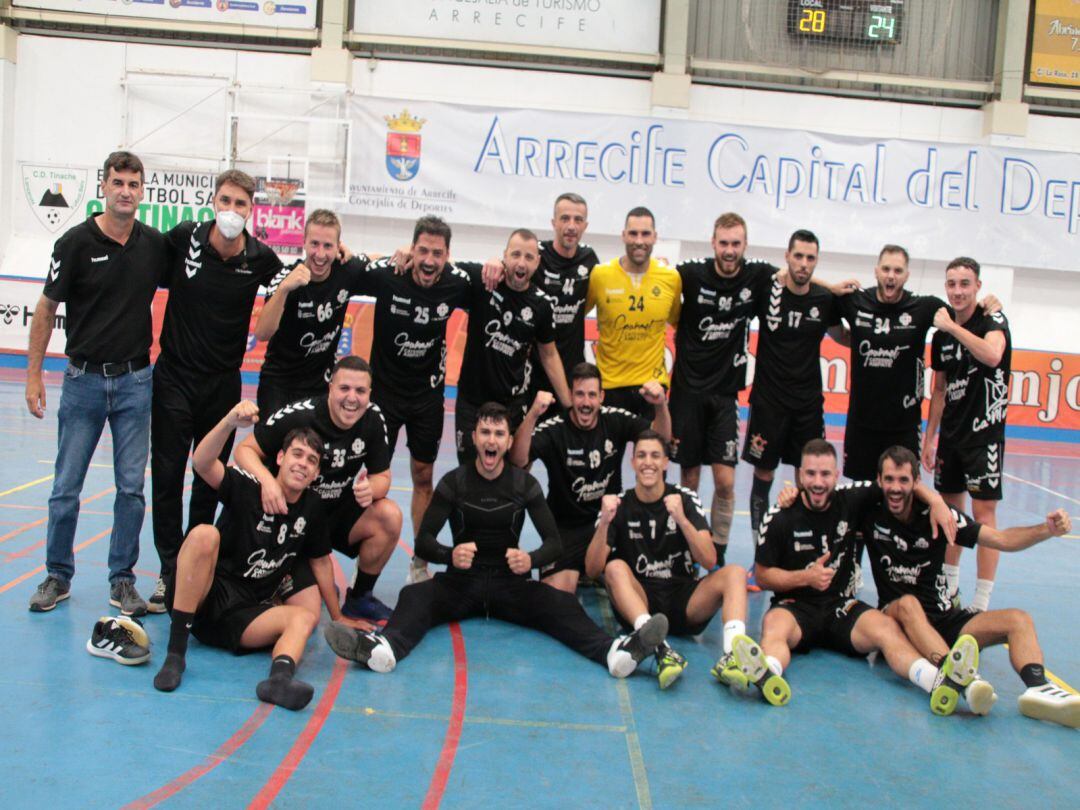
left=788, top=0, right=905, bottom=44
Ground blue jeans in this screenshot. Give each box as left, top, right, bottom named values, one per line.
left=45, top=362, right=152, bottom=584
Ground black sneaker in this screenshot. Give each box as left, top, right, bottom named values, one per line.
left=618, top=613, right=669, bottom=664
left=86, top=616, right=151, bottom=665
left=323, top=622, right=397, bottom=672
left=146, top=578, right=167, bottom=614
left=28, top=575, right=70, bottom=612
left=109, top=580, right=148, bottom=618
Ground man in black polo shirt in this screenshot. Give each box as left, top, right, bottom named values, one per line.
left=323, top=402, right=668, bottom=678
left=150, top=170, right=283, bottom=611
left=26, top=151, right=166, bottom=616
left=255, top=209, right=372, bottom=415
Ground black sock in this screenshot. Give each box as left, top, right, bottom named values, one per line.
left=153, top=652, right=186, bottom=693
left=352, top=569, right=378, bottom=596
left=168, top=610, right=194, bottom=657
left=714, top=542, right=727, bottom=568
left=270, top=655, right=297, bottom=680
left=1020, top=663, right=1048, bottom=688
left=256, top=674, right=314, bottom=711
left=750, top=476, right=773, bottom=535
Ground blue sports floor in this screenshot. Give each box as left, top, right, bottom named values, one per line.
left=1, top=373, right=1077, bottom=809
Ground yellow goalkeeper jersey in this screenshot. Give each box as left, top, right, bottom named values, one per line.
left=586, top=257, right=681, bottom=388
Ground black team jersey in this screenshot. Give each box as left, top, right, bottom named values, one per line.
left=535, top=240, right=600, bottom=374
left=755, top=482, right=881, bottom=605
left=456, top=263, right=557, bottom=406
left=860, top=504, right=981, bottom=614
left=353, top=258, right=472, bottom=397
left=260, top=256, right=371, bottom=390
left=673, top=258, right=776, bottom=394
left=415, top=463, right=562, bottom=572
left=213, top=467, right=330, bottom=600
left=750, top=278, right=841, bottom=409
left=252, top=395, right=390, bottom=506
left=931, top=307, right=1012, bottom=448
left=528, top=407, right=650, bottom=528
left=837, top=288, right=947, bottom=431
left=160, top=220, right=283, bottom=373
left=605, top=484, right=709, bottom=583
left=43, top=216, right=167, bottom=363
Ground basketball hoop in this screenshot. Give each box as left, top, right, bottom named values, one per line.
left=263, top=179, right=301, bottom=207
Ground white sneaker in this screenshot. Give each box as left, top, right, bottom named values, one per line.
left=964, top=677, right=998, bottom=715
left=1018, top=684, right=1080, bottom=728
left=406, top=557, right=432, bottom=585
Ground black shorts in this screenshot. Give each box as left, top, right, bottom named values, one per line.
left=455, top=396, right=528, bottom=464
left=327, top=497, right=366, bottom=557
left=274, top=556, right=319, bottom=600
left=934, top=441, right=1004, bottom=501
left=603, top=386, right=658, bottom=421
left=540, top=523, right=595, bottom=577
left=741, top=396, right=824, bottom=471
left=772, top=596, right=873, bottom=657
left=844, top=424, right=921, bottom=481
left=374, top=388, right=445, bottom=465
left=180, top=576, right=274, bottom=654
left=669, top=388, right=739, bottom=468
left=640, top=578, right=707, bottom=636
left=927, top=606, right=981, bottom=648
left=257, top=377, right=327, bottom=419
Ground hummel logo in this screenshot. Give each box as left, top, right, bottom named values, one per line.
left=185, top=239, right=203, bottom=279
left=49, top=258, right=60, bottom=282
left=91, top=255, right=109, bottom=263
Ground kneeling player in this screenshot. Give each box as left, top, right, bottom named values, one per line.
left=865, top=446, right=1078, bottom=727
left=586, top=431, right=759, bottom=691
left=749, top=439, right=975, bottom=713
left=323, top=402, right=668, bottom=678
left=154, top=402, right=353, bottom=710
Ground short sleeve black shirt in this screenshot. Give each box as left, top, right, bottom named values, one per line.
left=159, top=221, right=283, bottom=373
left=535, top=240, right=600, bottom=373
left=673, top=258, right=776, bottom=394
left=606, top=484, right=709, bottom=584
left=43, top=217, right=167, bottom=363
left=253, top=395, right=390, bottom=506
left=931, top=307, right=1011, bottom=448
left=260, top=256, right=371, bottom=389
left=529, top=406, right=650, bottom=527
left=860, top=504, right=981, bottom=614
left=837, top=288, right=947, bottom=430
left=214, top=467, right=330, bottom=600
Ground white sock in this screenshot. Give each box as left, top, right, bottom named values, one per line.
left=722, top=620, right=745, bottom=654
left=607, top=637, right=636, bottom=678
left=766, top=655, right=783, bottom=677
left=943, top=563, right=960, bottom=597
left=367, top=637, right=397, bottom=674
left=971, top=579, right=994, bottom=612
left=909, top=657, right=937, bottom=693
left=633, top=614, right=650, bottom=631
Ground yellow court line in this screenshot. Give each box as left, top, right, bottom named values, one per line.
left=340, top=705, right=626, bottom=734
left=0, top=475, right=54, bottom=498
left=37, top=460, right=115, bottom=469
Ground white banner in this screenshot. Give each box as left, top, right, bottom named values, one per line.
left=353, top=0, right=661, bottom=55
left=345, top=99, right=1080, bottom=273
left=0, top=278, right=67, bottom=356
left=12, top=0, right=316, bottom=30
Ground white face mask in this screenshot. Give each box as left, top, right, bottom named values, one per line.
left=216, top=209, right=247, bottom=240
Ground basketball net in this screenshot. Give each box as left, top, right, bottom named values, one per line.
left=263, top=180, right=301, bottom=207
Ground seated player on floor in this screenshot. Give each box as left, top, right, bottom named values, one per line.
left=322, top=402, right=669, bottom=678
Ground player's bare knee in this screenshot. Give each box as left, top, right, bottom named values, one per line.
left=893, top=594, right=922, bottom=624
left=604, top=558, right=633, bottom=584
left=720, top=563, right=746, bottom=590
left=373, top=497, right=404, bottom=534
left=411, top=462, right=434, bottom=490
left=185, top=524, right=220, bottom=557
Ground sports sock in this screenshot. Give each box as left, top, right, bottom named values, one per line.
left=713, top=543, right=727, bottom=568
left=722, top=620, right=745, bottom=655
left=1020, top=663, right=1048, bottom=688
left=971, top=578, right=994, bottom=612
left=943, top=563, right=960, bottom=598
left=633, top=614, right=651, bottom=631
left=909, top=657, right=937, bottom=692
left=256, top=673, right=314, bottom=711
left=167, top=609, right=194, bottom=658
left=270, top=655, right=297, bottom=680
left=153, top=652, right=186, bottom=693
left=765, top=655, right=783, bottom=677
left=711, top=491, right=734, bottom=546
left=749, top=476, right=773, bottom=539
left=352, top=568, right=378, bottom=596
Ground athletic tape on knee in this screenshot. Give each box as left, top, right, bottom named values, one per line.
left=711, top=492, right=734, bottom=545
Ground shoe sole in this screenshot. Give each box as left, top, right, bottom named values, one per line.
left=966, top=679, right=997, bottom=716
left=29, top=591, right=70, bottom=612
left=658, top=660, right=686, bottom=690
left=324, top=622, right=372, bottom=664
left=1018, top=690, right=1080, bottom=729
left=113, top=616, right=151, bottom=649
left=145, top=601, right=167, bottom=615
left=941, top=634, right=980, bottom=689
left=931, top=683, right=960, bottom=716
left=632, top=614, right=669, bottom=662
left=109, top=598, right=148, bottom=618
left=85, top=639, right=150, bottom=666
left=711, top=662, right=751, bottom=693
left=732, top=635, right=790, bottom=706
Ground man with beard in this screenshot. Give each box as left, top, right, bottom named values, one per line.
left=743, top=230, right=844, bottom=546
left=509, top=363, right=671, bottom=593
left=254, top=209, right=373, bottom=415
left=150, top=170, right=284, bottom=612
left=454, top=229, right=571, bottom=463
left=745, top=439, right=973, bottom=712
left=586, top=431, right=760, bottom=692
left=923, top=257, right=1012, bottom=611
left=323, top=402, right=670, bottom=679
left=864, top=445, right=1077, bottom=727
left=234, top=356, right=402, bottom=623
left=586, top=207, right=681, bottom=420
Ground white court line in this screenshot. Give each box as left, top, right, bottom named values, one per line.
left=1003, top=472, right=1080, bottom=506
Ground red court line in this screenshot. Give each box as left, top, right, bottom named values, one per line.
left=421, top=622, right=468, bottom=810
left=0, top=485, right=115, bottom=546
left=121, top=703, right=275, bottom=810
left=0, top=527, right=111, bottom=594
